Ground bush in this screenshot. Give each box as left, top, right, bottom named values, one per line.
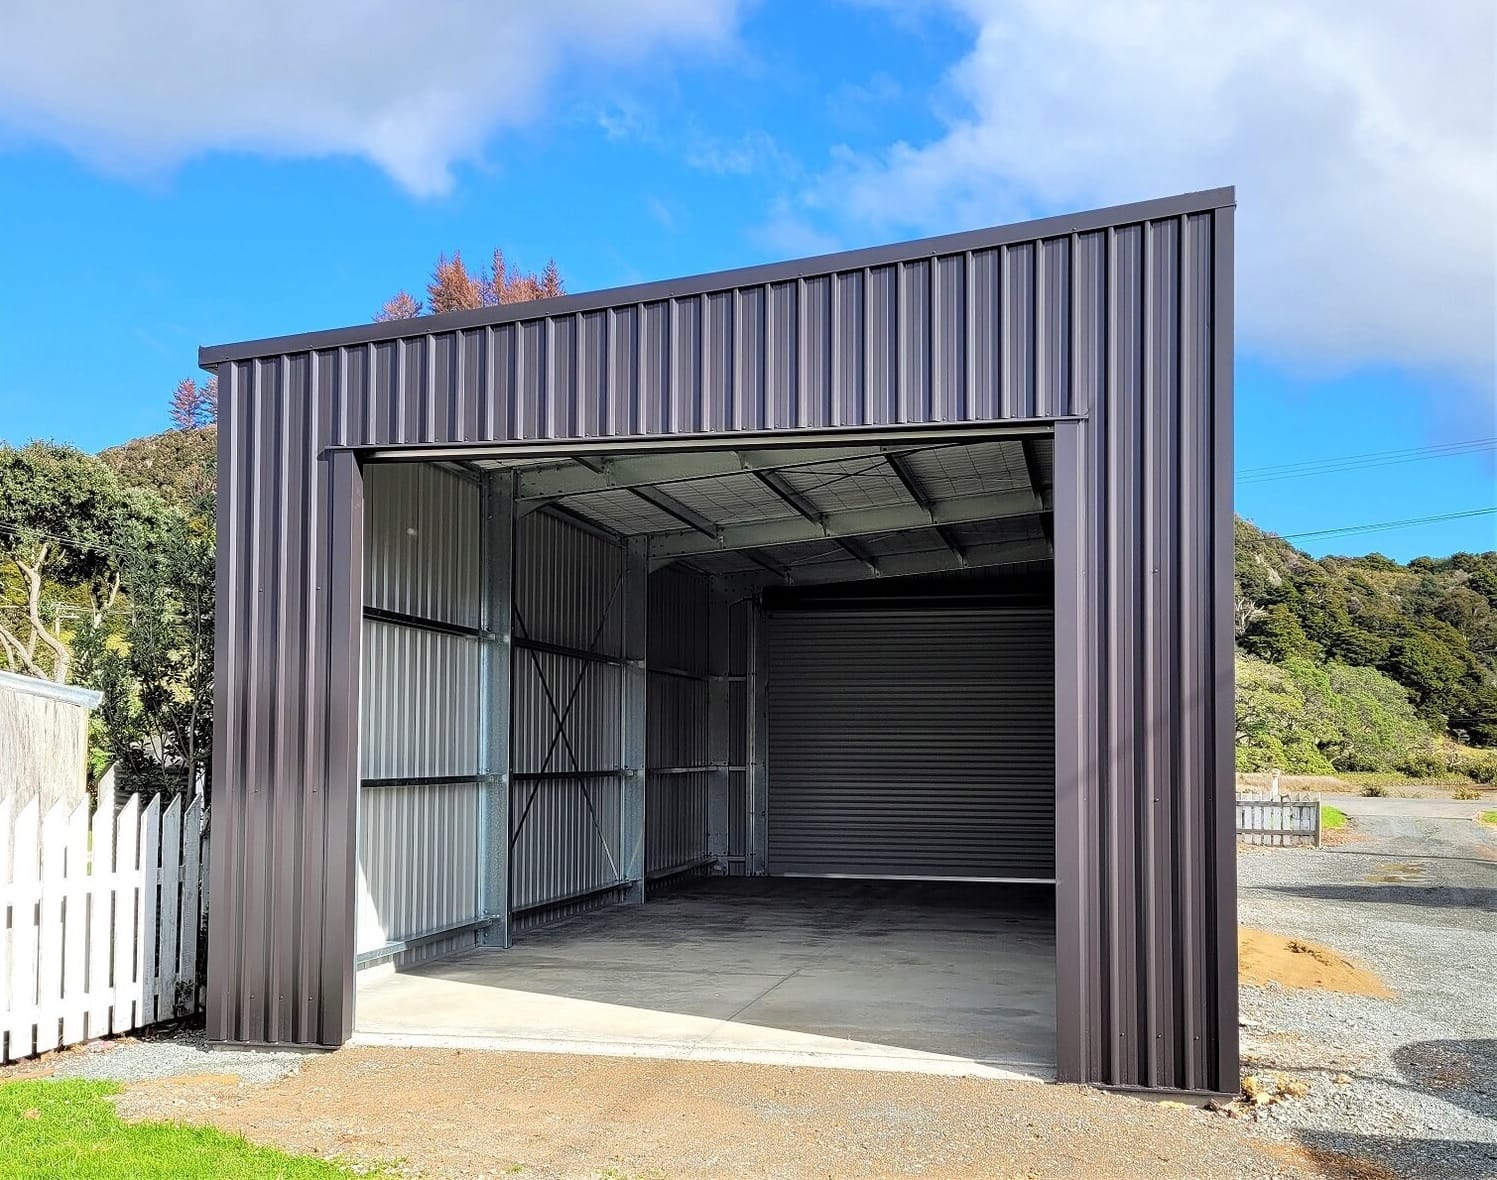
left=1453, top=786, right=1481, bottom=801
left=1361, top=784, right=1389, bottom=797
left=1452, top=747, right=1497, bottom=785
left=1235, top=654, right=1438, bottom=775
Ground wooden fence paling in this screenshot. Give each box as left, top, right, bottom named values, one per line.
left=0, top=789, right=206, bottom=1064
left=1235, top=791, right=1322, bottom=847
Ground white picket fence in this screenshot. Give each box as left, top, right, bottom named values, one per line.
left=0, top=776, right=205, bottom=1063
left=1235, top=790, right=1322, bottom=847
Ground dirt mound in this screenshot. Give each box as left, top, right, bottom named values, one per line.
left=1239, top=928, right=1392, bottom=997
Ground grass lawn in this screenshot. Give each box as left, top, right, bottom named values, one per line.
left=0, top=1079, right=384, bottom=1180
left=1321, top=804, right=1348, bottom=830
left=1479, top=811, right=1497, bottom=826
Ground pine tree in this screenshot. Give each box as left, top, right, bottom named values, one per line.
left=374, top=290, right=422, bottom=321
left=427, top=252, right=484, bottom=313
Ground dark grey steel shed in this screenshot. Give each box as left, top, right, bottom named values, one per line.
left=201, top=187, right=1237, bottom=1095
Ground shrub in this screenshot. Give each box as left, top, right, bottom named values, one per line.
left=1453, top=786, right=1481, bottom=801
left=1360, top=784, right=1389, bottom=797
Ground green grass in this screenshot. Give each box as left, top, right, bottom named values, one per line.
left=1479, top=811, right=1497, bottom=826
left=1321, top=804, right=1348, bottom=830
left=1339, top=770, right=1474, bottom=789
left=0, top=1079, right=383, bottom=1180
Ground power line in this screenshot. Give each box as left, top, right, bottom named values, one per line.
left=1237, top=438, right=1496, bottom=486
left=0, top=521, right=163, bottom=561
left=1281, top=507, right=1497, bottom=543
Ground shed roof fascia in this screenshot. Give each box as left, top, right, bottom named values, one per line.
left=200, top=187, right=1234, bottom=367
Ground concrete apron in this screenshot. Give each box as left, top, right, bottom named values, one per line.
left=352, top=881, right=1057, bottom=1083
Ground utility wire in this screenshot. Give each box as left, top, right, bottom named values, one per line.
left=1281, top=507, right=1497, bottom=542
left=1237, top=437, right=1496, bottom=485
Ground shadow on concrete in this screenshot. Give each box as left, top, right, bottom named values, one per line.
left=1262, top=883, right=1497, bottom=911
left=357, top=878, right=1058, bottom=1073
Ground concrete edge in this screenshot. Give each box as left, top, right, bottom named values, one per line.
left=348, top=1030, right=1052, bottom=1083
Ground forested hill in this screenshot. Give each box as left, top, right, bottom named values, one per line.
left=1234, top=518, right=1497, bottom=772
left=100, top=426, right=215, bottom=512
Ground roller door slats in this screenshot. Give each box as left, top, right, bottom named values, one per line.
left=767, top=608, right=1055, bottom=879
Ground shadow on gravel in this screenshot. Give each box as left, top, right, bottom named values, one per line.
left=1293, top=1130, right=1497, bottom=1180
left=1262, top=884, right=1497, bottom=911
left=1392, top=1039, right=1497, bottom=1120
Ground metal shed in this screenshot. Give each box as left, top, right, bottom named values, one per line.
left=202, top=187, right=1237, bottom=1095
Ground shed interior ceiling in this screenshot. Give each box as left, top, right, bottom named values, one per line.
left=466, top=435, right=1054, bottom=587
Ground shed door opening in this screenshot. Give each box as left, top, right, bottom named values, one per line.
left=767, top=607, right=1054, bottom=880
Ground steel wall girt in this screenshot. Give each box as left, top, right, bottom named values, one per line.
left=649, top=488, right=1045, bottom=561
left=478, top=471, right=516, bottom=947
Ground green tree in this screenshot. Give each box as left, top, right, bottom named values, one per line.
left=1241, top=602, right=1318, bottom=663
left=0, top=442, right=166, bottom=683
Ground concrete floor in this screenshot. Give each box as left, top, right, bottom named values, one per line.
left=354, top=879, right=1056, bottom=1080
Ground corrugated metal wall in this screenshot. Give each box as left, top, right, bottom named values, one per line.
left=645, top=567, right=712, bottom=878
left=357, top=465, right=483, bottom=962
left=510, top=511, right=628, bottom=912
left=205, top=189, right=1236, bottom=1093
left=766, top=609, right=1054, bottom=879
left=1052, top=208, right=1236, bottom=1094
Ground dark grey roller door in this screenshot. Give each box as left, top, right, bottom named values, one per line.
left=767, top=608, right=1054, bottom=879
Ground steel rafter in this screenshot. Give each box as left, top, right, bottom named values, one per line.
left=648, top=487, right=1044, bottom=561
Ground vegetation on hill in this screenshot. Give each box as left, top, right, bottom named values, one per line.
left=1234, top=518, right=1497, bottom=780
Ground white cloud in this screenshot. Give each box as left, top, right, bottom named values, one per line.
left=0, top=0, right=739, bottom=196
left=811, top=1, right=1497, bottom=390
left=686, top=130, right=796, bottom=177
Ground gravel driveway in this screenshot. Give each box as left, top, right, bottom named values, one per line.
left=1237, top=797, right=1497, bottom=1179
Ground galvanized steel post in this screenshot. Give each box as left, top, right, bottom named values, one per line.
left=620, top=537, right=648, bottom=902
left=747, top=598, right=770, bottom=876
left=706, top=583, right=731, bottom=870
left=478, top=471, right=515, bottom=946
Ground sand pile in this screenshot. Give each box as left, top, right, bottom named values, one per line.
left=1238, top=928, right=1392, bottom=997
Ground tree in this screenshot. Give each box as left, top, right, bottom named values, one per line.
left=427, top=252, right=485, bottom=313
left=0, top=443, right=166, bottom=683
left=1241, top=602, right=1318, bottom=663
left=375, top=290, right=422, bottom=321
left=168, top=377, right=217, bottom=431
left=376, top=248, right=565, bottom=322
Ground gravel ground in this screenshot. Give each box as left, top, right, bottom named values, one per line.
left=106, top=1045, right=1333, bottom=1179
left=33, top=1028, right=312, bottom=1086
left=1237, top=799, right=1497, bottom=1180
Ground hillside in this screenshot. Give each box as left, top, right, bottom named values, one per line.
left=1234, top=518, right=1497, bottom=772
left=100, top=426, right=216, bottom=512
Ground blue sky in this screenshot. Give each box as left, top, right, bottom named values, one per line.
left=1, top=1, right=1493, bottom=560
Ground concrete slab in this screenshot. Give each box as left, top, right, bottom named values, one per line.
left=354, top=879, right=1056, bottom=1080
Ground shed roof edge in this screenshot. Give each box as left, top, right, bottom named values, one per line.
left=200, top=186, right=1234, bottom=367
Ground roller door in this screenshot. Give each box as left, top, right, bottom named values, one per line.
left=767, top=608, right=1054, bottom=879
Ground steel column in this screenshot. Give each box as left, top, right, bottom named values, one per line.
left=706, top=583, right=731, bottom=869
left=1052, top=419, right=1093, bottom=1083
left=620, top=536, right=648, bottom=902
left=478, top=471, right=515, bottom=947
left=746, top=598, right=770, bottom=875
